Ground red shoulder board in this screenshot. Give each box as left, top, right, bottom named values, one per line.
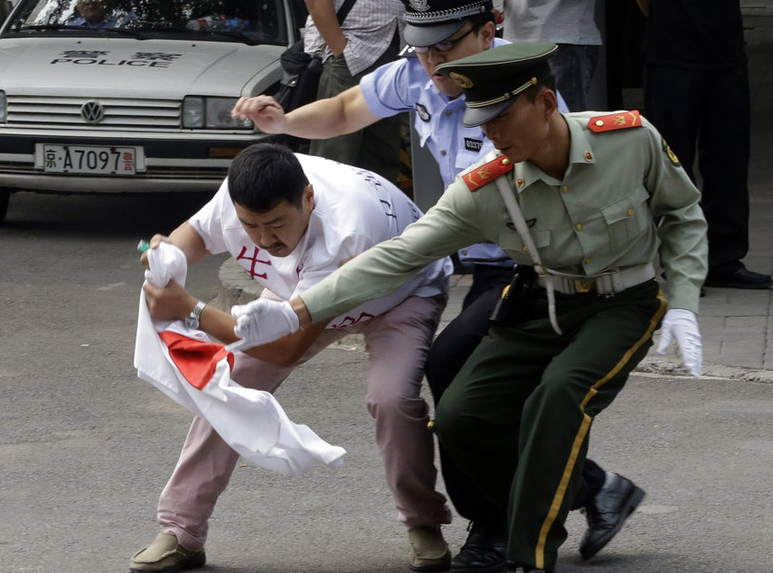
left=587, top=110, right=642, bottom=133
left=462, top=155, right=514, bottom=192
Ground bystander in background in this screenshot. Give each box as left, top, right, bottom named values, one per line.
left=640, top=0, right=772, bottom=289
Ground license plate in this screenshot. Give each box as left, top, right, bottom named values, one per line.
left=39, top=145, right=138, bottom=175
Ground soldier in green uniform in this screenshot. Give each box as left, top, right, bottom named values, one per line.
left=226, top=43, right=708, bottom=572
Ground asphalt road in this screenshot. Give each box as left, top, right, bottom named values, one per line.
left=1, top=191, right=772, bottom=573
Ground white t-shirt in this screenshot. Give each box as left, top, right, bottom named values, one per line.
left=503, top=0, right=602, bottom=46
left=189, top=154, right=452, bottom=329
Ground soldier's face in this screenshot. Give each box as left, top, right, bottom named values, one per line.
left=416, top=21, right=495, bottom=98
left=234, top=186, right=314, bottom=257
left=481, top=90, right=553, bottom=163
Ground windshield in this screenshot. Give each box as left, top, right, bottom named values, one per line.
left=3, top=0, right=290, bottom=45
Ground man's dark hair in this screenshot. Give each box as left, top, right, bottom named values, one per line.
left=227, top=143, right=309, bottom=213
left=467, top=11, right=496, bottom=31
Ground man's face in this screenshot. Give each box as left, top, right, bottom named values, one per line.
left=480, top=90, right=552, bottom=163
left=415, top=21, right=495, bottom=98
left=76, top=0, right=111, bottom=23
left=234, top=186, right=314, bottom=257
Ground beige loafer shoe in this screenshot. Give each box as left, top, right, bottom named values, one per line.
left=408, top=526, right=451, bottom=572
left=129, top=532, right=206, bottom=573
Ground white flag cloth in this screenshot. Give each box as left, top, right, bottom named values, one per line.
left=133, top=243, right=346, bottom=476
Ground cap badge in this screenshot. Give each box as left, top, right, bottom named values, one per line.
left=449, top=72, right=474, bottom=88
left=409, top=0, right=430, bottom=12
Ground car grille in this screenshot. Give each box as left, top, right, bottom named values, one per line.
left=6, top=95, right=181, bottom=130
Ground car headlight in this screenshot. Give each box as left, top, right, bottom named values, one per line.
left=182, top=96, right=253, bottom=129
left=0, top=91, right=6, bottom=123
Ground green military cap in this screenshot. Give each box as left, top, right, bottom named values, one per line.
left=436, top=42, right=557, bottom=127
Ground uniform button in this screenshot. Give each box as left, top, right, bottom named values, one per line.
left=445, top=110, right=452, bottom=116
left=585, top=151, right=594, bottom=161
left=627, top=208, right=634, bottom=216
left=585, top=257, right=591, bottom=265
left=562, top=185, right=569, bottom=193
left=516, top=178, right=525, bottom=188
left=502, top=158, right=511, bottom=165
left=576, top=223, right=583, bottom=231
left=440, top=149, right=447, bottom=156
left=522, top=246, right=529, bottom=252
left=595, top=119, right=604, bottom=127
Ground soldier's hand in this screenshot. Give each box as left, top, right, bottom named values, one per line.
left=227, top=298, right=300, bottom=351
left=656, top=308, right=702, bottom=377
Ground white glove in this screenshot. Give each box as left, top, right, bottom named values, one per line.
left=226, top=299, right=300, bottom=352
left=656, top=308, right=702, bottom=377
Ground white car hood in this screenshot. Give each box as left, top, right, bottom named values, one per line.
left=0, top=36, right=284, bottom=98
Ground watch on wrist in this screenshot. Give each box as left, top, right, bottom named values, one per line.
left=184, top=300, right=207, bottom=329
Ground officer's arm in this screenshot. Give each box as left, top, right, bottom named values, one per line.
left=643, top=123, right=707, bottom=313
left=283, top=85, right=382, bottom=139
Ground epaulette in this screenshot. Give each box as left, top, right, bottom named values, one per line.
left=587, top=110, right=642, bottom=133
left=462, top=155, right=514, bottom=192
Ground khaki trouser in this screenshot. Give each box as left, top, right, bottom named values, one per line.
left=157, top=295, right=451, bottom=551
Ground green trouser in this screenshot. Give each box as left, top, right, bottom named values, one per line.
left=309, top=38, right=402, bottom=183
left=434, top=279, right=667, bottom=572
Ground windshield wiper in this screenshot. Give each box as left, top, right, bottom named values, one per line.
left=17, top=24, right=70, bottom=31
left=17, top=24, right=146, bottom=38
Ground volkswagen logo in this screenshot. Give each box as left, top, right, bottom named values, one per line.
left=81, top=100, right=105, bottom=123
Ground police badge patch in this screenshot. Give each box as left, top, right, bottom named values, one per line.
left=416, top=103, right=431, bottom=122
left=409, top=0, right=430, bottom=12
left=464, top=137, right=483, bottom=152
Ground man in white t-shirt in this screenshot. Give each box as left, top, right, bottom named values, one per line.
left=130, top=143, right=454, bottom=573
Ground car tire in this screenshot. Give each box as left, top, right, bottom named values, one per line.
left=0, top=189, right=10, bottom=223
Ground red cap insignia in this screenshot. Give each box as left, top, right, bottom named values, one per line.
left=587, top=110, right=642, bottom=133
left=462, top=155, right=515, bottom=192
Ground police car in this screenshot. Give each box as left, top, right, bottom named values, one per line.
left=0, top=0, right=307, bottom=222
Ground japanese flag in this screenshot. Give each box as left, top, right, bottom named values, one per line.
left=133, top=242, right=345, bottom=476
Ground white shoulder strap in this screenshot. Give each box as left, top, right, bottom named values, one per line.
left=487, top=151, right=562, bottom=334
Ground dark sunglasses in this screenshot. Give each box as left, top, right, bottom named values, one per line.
left=412, top=27, right=476, bottom=54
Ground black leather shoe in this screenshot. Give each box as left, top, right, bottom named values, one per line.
left=451, top=522, right=507, bottom=573
left=579, top=472, right=646, bottom=559
left=704, top=267, right=773, bottom=289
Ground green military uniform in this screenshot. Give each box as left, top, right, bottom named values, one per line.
left=300, top=45, right=707, bottom=572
